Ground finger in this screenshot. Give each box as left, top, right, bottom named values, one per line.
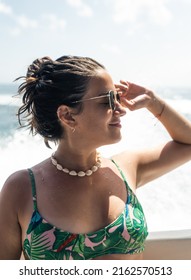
left=119, top=79, right=129, bottom=86
left=115, top=82, right=129, bottom=91
left=114, top=84, right=126, bottom=93
left=120, top=99, right=136, bottom=111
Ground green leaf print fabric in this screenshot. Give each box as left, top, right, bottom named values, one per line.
left=23, top=163, right=148, bottom=260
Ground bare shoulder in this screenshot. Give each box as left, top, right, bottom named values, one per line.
left=0, top=169, right=31, bottom=210
left=0, top=170, right=32, bottom=260
left=111, top=150, right=140, bottom=190
left=1, top=169, right=30, bottom=192
left=111, top=149, right=140, bottom=166
left=1, top=156, right=50, bottom=195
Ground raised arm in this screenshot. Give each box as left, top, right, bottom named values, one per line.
left=115, top=80, right=191, bottom=187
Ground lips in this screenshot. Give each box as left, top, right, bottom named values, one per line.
left=109, top=120, right=121, bottom=128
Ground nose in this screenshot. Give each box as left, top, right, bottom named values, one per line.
left=114, top=102, right=126, bottom=117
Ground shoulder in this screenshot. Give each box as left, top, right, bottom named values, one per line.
left=0, top=169, right=31, bottom=210
left=0, top=169, right=32, bottom=259
left=1, top=157, right=50, bottom=194
left=2, top=169, right=30, bottom=191
left=111, top=149, right=140, bottom=166
left=111, top=150, right=140, bottom=190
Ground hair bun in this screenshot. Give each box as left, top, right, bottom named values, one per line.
left=26, top=76, right=37, bottom=83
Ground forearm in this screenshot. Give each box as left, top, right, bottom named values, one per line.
left=147, top=93, right=191, bottom=144
left=116, top=80, right=191, bottom=144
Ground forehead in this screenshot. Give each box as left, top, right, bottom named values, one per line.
left=85, top=69, right=114, bottom=98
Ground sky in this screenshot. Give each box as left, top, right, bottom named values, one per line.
left=0, top=0, right=191, bottom=87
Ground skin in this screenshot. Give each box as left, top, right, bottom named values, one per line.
left=0, top=69, right=191, bottom=260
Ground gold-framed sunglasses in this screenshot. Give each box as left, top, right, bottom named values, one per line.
left=72, top=90, right=120, bottom=111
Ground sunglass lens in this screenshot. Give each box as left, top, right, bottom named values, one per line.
left=116, top=93, right=120, bottom=103
left=110, top=91, right=115, bottom=110
left=109, top=91, right=121, bottom=110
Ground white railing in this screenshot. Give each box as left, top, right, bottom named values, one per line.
left=144, top=229, right=191, bottom=259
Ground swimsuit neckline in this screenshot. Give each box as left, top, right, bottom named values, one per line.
left=31, top=204, right=127, bottom=237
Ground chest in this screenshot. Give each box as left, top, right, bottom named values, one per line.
left=24, top=170, right=128, bottom=236
left=49, top=187, right=126, bottom=233
left=23, top=187, right=148, bottom=260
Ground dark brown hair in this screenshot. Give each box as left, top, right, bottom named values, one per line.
left=16, top=55, right=105, bottom=147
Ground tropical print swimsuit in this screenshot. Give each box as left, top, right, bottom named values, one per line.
left=23, top=160, right=148, bottom=260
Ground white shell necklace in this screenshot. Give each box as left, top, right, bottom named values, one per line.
left=51, top=152, right=101, bottom=177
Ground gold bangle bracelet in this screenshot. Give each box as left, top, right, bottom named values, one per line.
left=155, top=103, right=165, bottom=118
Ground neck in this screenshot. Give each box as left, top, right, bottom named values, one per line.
left=53, top=143, right=99, bottom=171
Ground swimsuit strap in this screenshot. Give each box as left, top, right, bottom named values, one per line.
left=111, top=159, right=133, bottom=201
left=111, top=159, right=129, bottom=186
left=27, top=168, right=37, bottom=211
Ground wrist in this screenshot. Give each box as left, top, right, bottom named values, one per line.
left=154, top=103, right=165, bottom=118
left=147, top=94, right=165, bottom=118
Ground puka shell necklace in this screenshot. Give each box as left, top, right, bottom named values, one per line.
left=51, top=152, right=101, bottom=177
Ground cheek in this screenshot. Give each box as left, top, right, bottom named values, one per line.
left=81, top=106, right=112, bottom=126
left=90, top=113, right=112, bottom=130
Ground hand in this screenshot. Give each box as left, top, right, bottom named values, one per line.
left=115, top=80, right=154, bottom=111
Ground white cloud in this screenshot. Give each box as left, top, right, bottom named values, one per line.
left=16, top=15, right=38, bottom=29
left=113, top=0, right=140, bottom=23
left=112, top=0, right=172, bottom=26
left=66, top=0, right=93, bottom=17
left=0, top=1, right=67, bottom=36
left=10, top=27, right=21, bottom=37
left=8, top=15, right=38, bottom=36
left=42, top=14, right=66, bottom=30
left=10, top=14, right=67, bottom=37
left=0, top=2, right=38, bottom=36
left=0, top=2, right=12, bottom=15
left=102, top=43, right=121, bottom=55
left=147, top=1, right=172, bottom=26
left=6, top=12, right=67, bottom=37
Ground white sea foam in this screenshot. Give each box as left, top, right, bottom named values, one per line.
left=0, top=94, right=20, bottom=106
left=166, top=98, right=191, bottom=115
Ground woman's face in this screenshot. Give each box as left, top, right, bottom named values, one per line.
left=73, top=69, right=126, bottom=149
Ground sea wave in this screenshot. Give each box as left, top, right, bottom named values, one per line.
left=166, top=99, right=191, bottom=116
left=0, top=94, right=20, bottom=106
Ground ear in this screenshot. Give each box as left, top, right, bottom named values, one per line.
left=57, top=105, right=76, bottom=129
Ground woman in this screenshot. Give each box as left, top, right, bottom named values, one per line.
left=0, top=55, right=191, bottom=260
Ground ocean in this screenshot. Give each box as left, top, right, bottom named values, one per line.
left=1, top=83, right=191, bottom=232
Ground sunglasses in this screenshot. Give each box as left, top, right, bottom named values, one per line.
left=72, top=90, right=120, bottom=111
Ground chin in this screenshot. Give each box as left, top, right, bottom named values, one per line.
left=107, top=133, right=122, bottom=145
left=97, top=130, right=122, bottom=147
